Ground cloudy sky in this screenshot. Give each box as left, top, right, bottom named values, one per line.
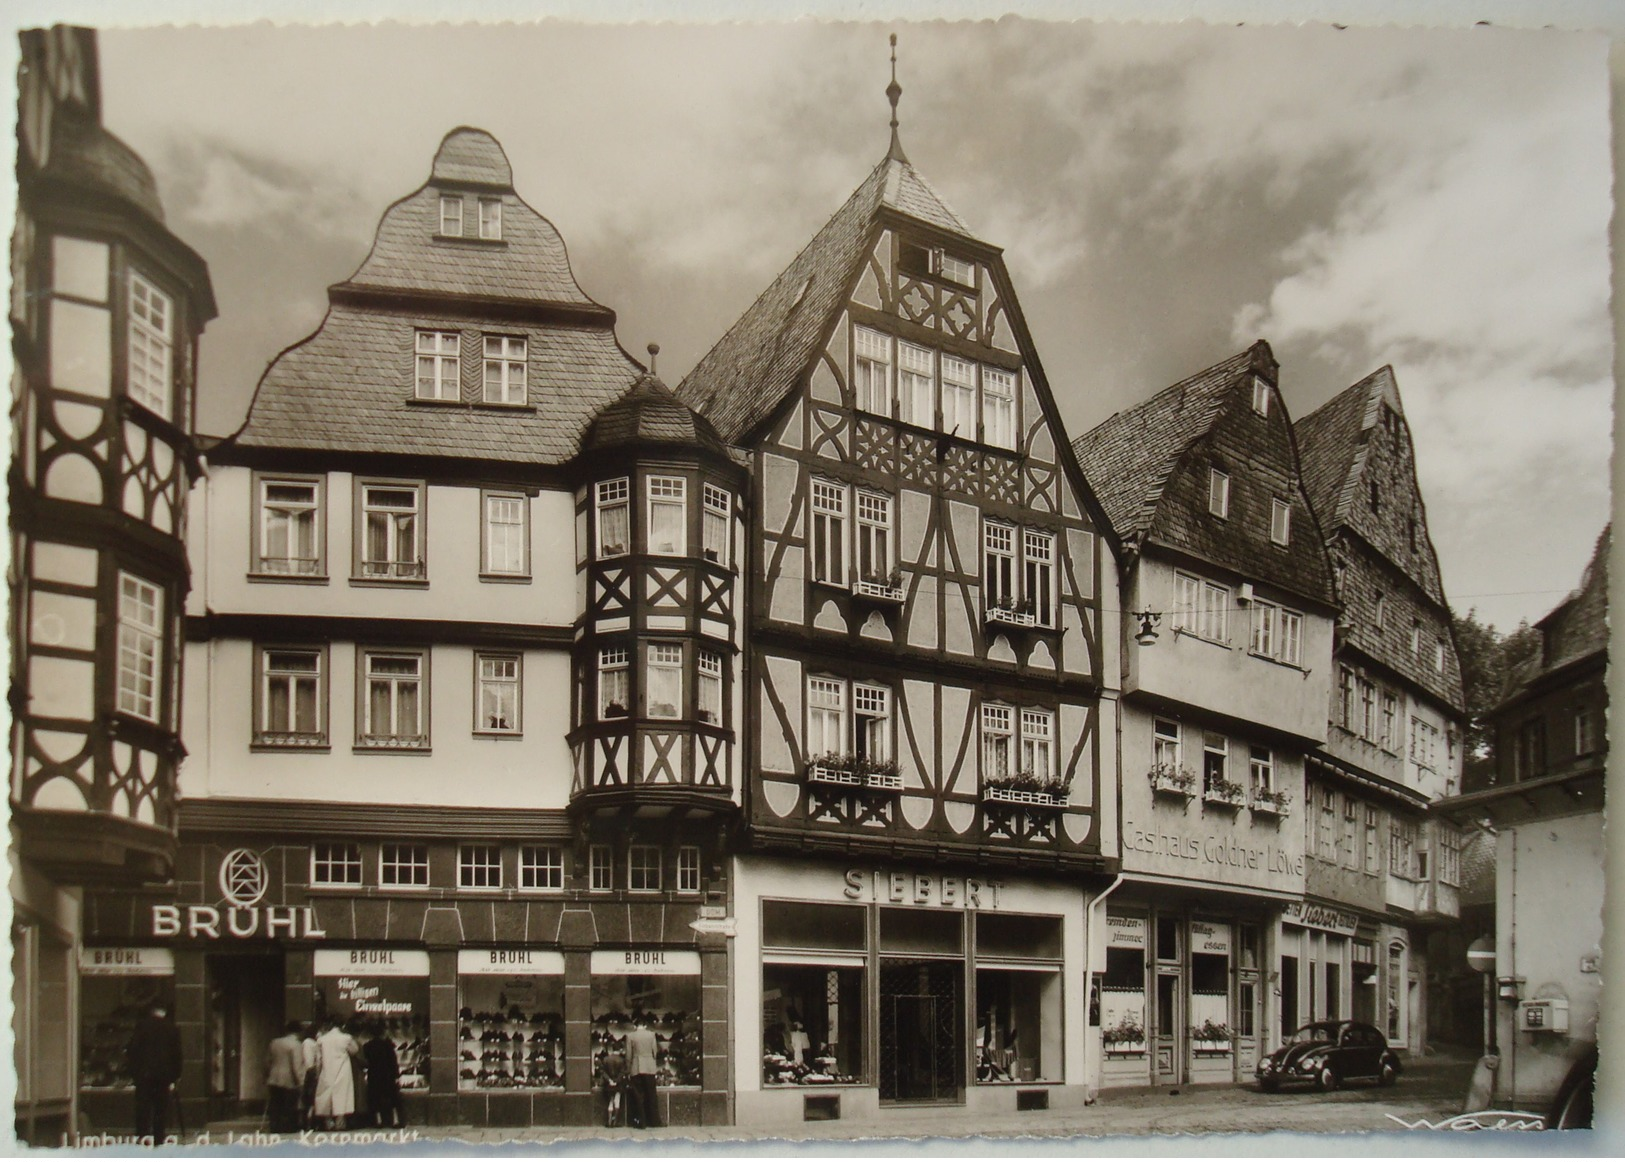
left=94, top=19, right=1613, bottom=632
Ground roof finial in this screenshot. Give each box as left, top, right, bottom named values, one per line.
left=647, top=342, right=660, bottom=375
left=886, top=33, right=908, bottom=164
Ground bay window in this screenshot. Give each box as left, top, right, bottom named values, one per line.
left=598, top=647, right=629, bottom=718
left=697, top=650, right=723, bottom=725
left=595, top=478, right=630, bottom=558
left=647, top=476, right=687, bottom=556
left=116, top=572, right=163, bottom=723
left=702, top=483, right=730, bottom=565
left=646, top=643, right=683, bottom=719
left=127, top=272, right=173, bottom=419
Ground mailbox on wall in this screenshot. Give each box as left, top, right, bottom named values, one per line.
left=1518, top=998, right=1570, bottom=1034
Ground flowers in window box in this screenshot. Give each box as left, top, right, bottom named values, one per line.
left=1251, top=787, right=1292, bottom=814
left=982, top=770, right=1069, bottom=805
left=1204, top=777, right=1246, bottom=806
left=1148, top=762, right=1197, bottom=796
left=1101, top=1015, right=1146, bottom=1048
left=1190, top=1019, right=1233, bottom=1051
left=857, top=756, right=902, bottom=789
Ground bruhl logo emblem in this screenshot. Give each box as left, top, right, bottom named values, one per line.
left=150, top=847, right=325, bottom=940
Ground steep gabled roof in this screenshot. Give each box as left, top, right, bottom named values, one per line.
left=1295, top=366, right=1447, bottom=606
left=676, top=154, right=969, bottom=443
left=1501, top=525, right=1610, bottom=704
left=223, top=127, right=641, bottom=465
left=1070, top=346, right=1257, bottom=545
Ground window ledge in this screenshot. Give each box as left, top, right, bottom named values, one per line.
left=353, top=743, right=433, bottom=755
left=472, top=730, right=524, bottom=740
left=349, top=576, right=430, bottom=590
left=250, top=742, right=331, bottom=755
left=1172, top=629, right=1233, bottom=651
left=478, top=572, right=532, bottom=585
left=1247, top=650, right=1307, bottom=672
left=248, top=571, right=329, bottom=586
left=433, top=235, right=508, bottom=248
left=404, top=398, right=537, bottom=413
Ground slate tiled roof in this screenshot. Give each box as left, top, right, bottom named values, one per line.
left=1295, top=367, right=1447, bottom=606
left=677, top=154, right=971, bottom=443
left=45, top=106, right=165, bottom=224
left=227, top=127, right=639, bottom=463
left=1503, top=525, right=1610, bottom=700
left=1457, top=826, right=1496, bottom=909
left=1074, top=342, right=1336, bottom=607
left=1071, top=348, right=1253, bottom=544
left=231, top=306, right=640, bottom=463
left=584, top=371, right=728, bottom=455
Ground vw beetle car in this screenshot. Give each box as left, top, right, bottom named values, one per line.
left=1255, top=1019, right=1400, bottom=1092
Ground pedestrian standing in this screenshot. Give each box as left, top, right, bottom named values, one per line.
left=311, top=1018, right=359, bottom=1129
left=126, top=1003, right=183, bottom=1144
left=346, top=1019, right=370, bottom=1130
left=299, top=1023, right=319, bottom=1129
left=362, top=1021, right=404, bottom=1128
left=264, top=1021, right=305, bottom=1133
left=624, top=1016, right=661, bottom=1130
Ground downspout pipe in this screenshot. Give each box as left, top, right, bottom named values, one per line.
left=1085, top=872, right=1127, bottom=1102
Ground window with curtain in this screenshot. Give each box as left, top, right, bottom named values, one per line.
left=646, top=643, right=683, bottom=718
left=647, top=476, right=687, bottom=556
left=596, top=478, right=630, bottom=558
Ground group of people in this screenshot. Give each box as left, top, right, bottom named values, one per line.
left=265, top=1017, right=406, bottom=1133
left=599, top=1017, right=663, bottom=1130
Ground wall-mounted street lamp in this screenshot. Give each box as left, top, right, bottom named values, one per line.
left=1134, top=610, right=1162, bottom=647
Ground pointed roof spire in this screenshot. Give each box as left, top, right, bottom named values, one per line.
left=886, top=33, right=908, bottom=164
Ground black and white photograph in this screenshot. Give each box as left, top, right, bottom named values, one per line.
left=6, top=5, right=1618, bottom=1151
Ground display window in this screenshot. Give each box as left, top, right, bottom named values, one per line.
left=457, top=950, right=564, bottom=1090
left=79, top=949, right=175, bottom=1090
left=312, top=950, right=431, bottom=1091
left=760, top=901, right=869, bottom=1087
left=1188, top=920, right=1232, bottom=1054
left=589, top=950, right=702, bottom=1088
left=974, top=913, right=1062, bottom=1084
left=1101, top=913, right=1148, bottom=1056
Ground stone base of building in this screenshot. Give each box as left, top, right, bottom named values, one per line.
left=735, top=1082, right=1091, bottom=1126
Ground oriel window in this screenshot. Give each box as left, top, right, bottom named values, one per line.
left=598, top=647, right=629, bottom=718
left=647, top=476, right=687, bottom=556
left=595, top=478, right=630, bottom=558
left=697, top=650, right=723, bottom=725
left=702, top=483, right=731, bottom=565
left=127, top=272, right=173, bottom=419
left=116, top=573, right=163, bottom=723
left=646, top=643, right=683, bottom=719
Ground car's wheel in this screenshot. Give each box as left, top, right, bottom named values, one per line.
left=1378, top=1061, right=1397, bottom=1087
left=1259, top=1078, right=1279, bottom=1094
left=1317, top=1064, right=1339, bottom=1092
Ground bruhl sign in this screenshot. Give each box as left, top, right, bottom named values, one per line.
left=150, top=847, right=325, bottom=940
left=843, top=869, right=1005, bottom=908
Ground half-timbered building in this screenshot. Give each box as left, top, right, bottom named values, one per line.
left=76, top=128, right=735, bottom=1130
left=1295, top=367, right=1467, bottom=1055
left=678, top=106, right=1120, bottom=1120
left=11, top=26, right=217, bottom=1145
left=1074, top=342, right=1336, bottom=1090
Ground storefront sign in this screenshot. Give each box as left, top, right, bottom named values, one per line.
left=1122, top=820, right=1305, bottom=879
left=79, top=947, right=175, bottom=976
left=151, top=904, right=324, bottom=940
left=841, top=869, right=1004, bottom=909
left=312, top=949, right=431, bottom=977
left=457, top=949, right=565, bottom=975
left=1106, top=914, right=1146, bottom=949
left=1282, top=901, right=1360, bottom=936
left=589, top=949, right=702, bottom=976
left=1190, top=921, right=1232, bottom=956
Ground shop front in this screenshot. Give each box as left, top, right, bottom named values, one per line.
left=79, top=837, right=731, bottom=1130
left=733, top=856, right=1088, bottom=1125
left=1277, top=900, right=1381, bottom=1033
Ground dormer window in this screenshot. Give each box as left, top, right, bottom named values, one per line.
left=1251, top=376, right=1270, bottom=416
left=415, top=330, right=460, bottom=400
left=128, top=271, right=173, bottom=420
left=1270, top=499, right=1291, bottom=546
left=478, top=197, right=502, bottom=240
left=439, top=195, right=463, bottom=236
left=899, top=240, right=975, bottom=289
left=1208, top=468, right=1230, bottom=519
left=482, top=335, right=526, bottom=404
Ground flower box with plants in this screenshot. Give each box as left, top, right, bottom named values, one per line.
left=852, top=568, right=905, bottom=605
left=982, top=771, right=1070, bottom=808
left=984, top=595, right=1037, bottom=628
left=1148, top=762, right=1197, bottom=799
left=1190, top=1020, right=1233, bottom=1055
left=1202, top=777, right=1246, bottom=808
left=1250, top=787, right=1292, bottom=816
left=806, top=754, right=901, bottom=791
left=1101, top=1015, right=1146, bottom=1055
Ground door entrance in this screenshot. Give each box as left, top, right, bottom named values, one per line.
left=1280, top=955, right=1299, bottom=1036
left=878, top=960, right=961, bottom=1102
left=206, top=955, right=285, bottom=1119
left=1153, top=971, right=1181, bottom=1084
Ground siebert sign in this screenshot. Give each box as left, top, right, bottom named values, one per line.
left=842, top=869, right=1004, bottom=909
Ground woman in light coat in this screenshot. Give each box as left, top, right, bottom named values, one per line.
left=311, top=1019, right=360, bottom=1128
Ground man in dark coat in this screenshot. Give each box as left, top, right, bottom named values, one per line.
left=126, top=1003, right=183, bottom=1143
left=361, top=1021, right=404, bottom=1128
left=624, top=1017, right=661, bottom=1129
